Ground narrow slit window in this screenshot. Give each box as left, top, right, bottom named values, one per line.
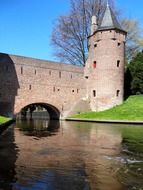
left=49, top=70, right=51, bottom=75
left=35, top=69, right=36, bottom=75
left=117, top=60, right=120, bottom=67
left=116, top=90, right=120, bottom=97
left=21, top=67, right=23, bottom=74
left=118, top=42, right=121, bottom=46
left=29, top=85, right=32, bottom=90
left=72, top=90, right=74, bottom=93
left=71, top=74, right=72, bottom=79
left=77, top=89, right=79, bottom=93
left=93, top=61, right=96, bottom=68
left=59, top=71, right=61, bottom=78
left=93, top=90, right=96, bottom=97
left=53, top=86, right=55, bottom=92
left=94, top=43, right=97, bottom=48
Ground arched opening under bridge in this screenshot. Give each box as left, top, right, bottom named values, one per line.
left=19, top=103, right=60, bottom=120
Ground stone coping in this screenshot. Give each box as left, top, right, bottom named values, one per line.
left=66, top=118, right=143, bottom=125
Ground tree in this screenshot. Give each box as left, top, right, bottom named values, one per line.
left=129, top=52, right=143, bottom=95
left=51, top=0, right=107, bottom=65
left=51, top=0, right=143, bottom=65
left=124, top=66, right=132, bottom=99
left=122, top=19, right=143, bottom=61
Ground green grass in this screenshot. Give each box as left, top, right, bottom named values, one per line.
left=0, top=116, right=9, bottom=124
left=71, top=95, right=143, bottom=121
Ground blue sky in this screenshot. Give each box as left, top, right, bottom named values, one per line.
left=0, top=0, right=142, bottom=61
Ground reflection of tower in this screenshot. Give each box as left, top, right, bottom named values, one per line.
left=84, top=4, right=127, bottom=111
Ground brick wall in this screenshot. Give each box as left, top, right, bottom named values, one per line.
left=85, top=29, right=126, bottom=111
left=0, top=53, right=86, bottom=118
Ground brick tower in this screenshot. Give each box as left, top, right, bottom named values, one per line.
left=84, top=3, right=127, bottom=111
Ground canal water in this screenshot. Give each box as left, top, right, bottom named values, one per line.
left=0, top=119, right=143, bottom=190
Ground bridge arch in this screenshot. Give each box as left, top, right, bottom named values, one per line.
left=19, top=103, right=60, bottom=120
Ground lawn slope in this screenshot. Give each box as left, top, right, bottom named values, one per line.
left=72, top=95, right=143, bottom=121
left=0, top=116, right=9, bottom=124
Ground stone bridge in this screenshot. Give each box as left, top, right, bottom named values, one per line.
left=0, top=53, right=89, bottom=119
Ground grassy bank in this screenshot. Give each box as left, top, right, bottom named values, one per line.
left=0, top=116, right=9, bottom=124
left=71, top=95, right=143, bottom=121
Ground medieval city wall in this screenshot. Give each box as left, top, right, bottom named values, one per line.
left=0, top=53, right=86, bottom=118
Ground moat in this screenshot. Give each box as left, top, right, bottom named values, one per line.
left=0, top=119, right=143, bottom=190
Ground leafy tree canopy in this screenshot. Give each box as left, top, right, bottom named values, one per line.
left=129, top=52, right=143, bottom=95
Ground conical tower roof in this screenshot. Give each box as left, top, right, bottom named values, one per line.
left=97, top=4, right=126, bottom=32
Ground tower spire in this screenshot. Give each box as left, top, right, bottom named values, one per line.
left=97, top=1, right=126, bottom=32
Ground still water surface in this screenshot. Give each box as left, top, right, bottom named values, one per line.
left=0, top=119, right=143, bottom=190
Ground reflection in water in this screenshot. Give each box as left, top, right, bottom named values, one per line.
left=0, top=125, right=18, bottom=190
left=16, top=119, right=60, bottom=138
left=0, top=120, right=143, bottom=190
left=118, top=126, right=143, bottom=190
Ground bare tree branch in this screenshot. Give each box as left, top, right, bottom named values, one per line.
left=51, top=0, right=143, bottom=65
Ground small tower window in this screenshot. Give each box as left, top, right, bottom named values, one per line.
left=29, top=85, right=32, bottom=90
left=35, top=69, right=36, bottom=75
left=117, top=60, right=120, bottom=67
left=85, top=76, right=88, bottom=79
left=118, top=42, right=121, bottom=46
left=49, top=70, right=51, bottom=75
left=93, top=90, right=96, bottom=97
left=116, top=90, right=120, bottom=97
left=93, top=61, right=96, bottom=68
left=53, top=86, right=55, bottom=92
left=94, top=43, right=97, bottom=48
left=77, top=89, right=79, bottom=93
left=71, top=74, right=72, bottom=79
